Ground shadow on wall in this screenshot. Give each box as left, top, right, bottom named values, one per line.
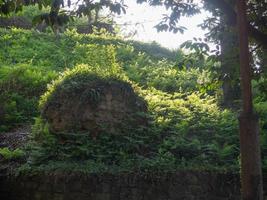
left=0, top=171, right=242, bottom=200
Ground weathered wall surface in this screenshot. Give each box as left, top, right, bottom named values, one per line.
left=42, top=81, right=147, bottom=135
left=0, top=171, right=242, bottom=200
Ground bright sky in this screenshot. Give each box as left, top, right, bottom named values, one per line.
left=115, top=0, right=211, bottom=50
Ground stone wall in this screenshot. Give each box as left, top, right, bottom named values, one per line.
left=0, top=171, right=242, bottom=200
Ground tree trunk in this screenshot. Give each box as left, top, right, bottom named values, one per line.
left=237, top=0, right=263, bottom=199
left=220, top=26, right=240, bottom=108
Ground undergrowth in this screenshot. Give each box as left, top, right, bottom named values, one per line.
left=3, top=27, right=266, bottom=174
left=0, top=64, right=57, bottom=131
left=19, top=66, right=240, bottom=174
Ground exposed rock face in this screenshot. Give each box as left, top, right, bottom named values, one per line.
left=42, top=80, right=147, bottom=135
left=0, top=17, right=32, bottom=29
left=0, top=16, right=48, bottom=32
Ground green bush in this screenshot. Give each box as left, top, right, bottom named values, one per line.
left=124, top=59, right=216, bottom=94
left=0, top=64, right=57, bottom=131
left=0, top=147, right=25, bottom=160
left=0, top=28, right=177, bottom=70
left=10, top=5, right=50, bottom=22
left=0, top=28, right=241, bottom=173
left=142, top=88, right=239, bottom=169
left=25, top=73, right=238, bottom=173
left=0, top=28, right=129, bottom=131
left=254, top=99, right=267, bottom=171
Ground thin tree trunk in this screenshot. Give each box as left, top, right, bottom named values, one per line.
left=220, top=26, right=240, bottom=108
left=237, top=0, right=263, bottom=199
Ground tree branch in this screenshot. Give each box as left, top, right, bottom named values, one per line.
left=204, top=0, right=267, bottom=49
left=204, top=0, right=237, bottom=25
left=248, top=25, right=267, bottom=49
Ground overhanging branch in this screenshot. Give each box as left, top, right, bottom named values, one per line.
left=204, top=0, right=267, bottom=49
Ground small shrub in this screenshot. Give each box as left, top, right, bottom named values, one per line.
left=0, top=147, right=25, bottom=160
left=125, top=59, right=216, bottom=94
left=0, top=64, right=57, bottom=131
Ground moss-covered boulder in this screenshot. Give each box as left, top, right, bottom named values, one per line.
left=40, top=65, right=147, bottom=135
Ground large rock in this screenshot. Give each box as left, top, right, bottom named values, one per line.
left=41, top=78, right=147, bottom=135
left=0, top=17, right=31, bottom=29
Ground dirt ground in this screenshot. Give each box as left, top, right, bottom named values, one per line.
left=0, top=125, right=30, bottom=174
left=0, top=125, right=30, bottom=150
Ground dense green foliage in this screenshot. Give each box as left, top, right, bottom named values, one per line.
left=125, top=59, right=216, bottom=94
left=0, top=147, right=25, bottom=160
left=0, top=27, right=266, bottom=174
left=0, top=64, right=56, bottom=131
left=0, top=28, right=176, bottom=131
left=0, top=28, right=177, bottom=70
left=9, top=5, right=50, bottom=22
left=253, top=80, right=267, bottom=171
left=25, top=60, right=238, bottom=173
